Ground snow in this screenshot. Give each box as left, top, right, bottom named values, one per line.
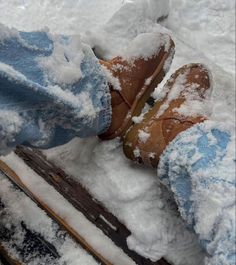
left=133, top=147, right=141, bottom=158
left=100, top=65, right=122, bottom=91
left=38, top=34, right=84, bottom=85
left=0, top=62, right=27, bottom=80
left=168, top=0, right=235, bottom=75
left=163, top=47, right=175, bottom=73
left=132, top=103, right=151, bottom=124
left=174, top=99, right=212, bottom=119
left=0, top=110, right=23, bottom=155
left=154, top=65, right=213, bottom=119
left=0, top=0, right=124, bottom=35
left=122, top=32, right=171, bottom=61
left=166, top=0, right=235, bottom=126
left=0, top=23, right=19, bottom=42
left=47, top=85, right=96, bottom=119
left=138, top=130, right=150, bottom=143
left=0, top=0, right=235, bottom=264
left=155, top=71, right=189, bottom=118
left=83, top=0, right=171, bottom=60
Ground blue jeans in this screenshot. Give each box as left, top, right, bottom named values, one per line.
left=158, top=121, right=235, bottom=265
left=0, top=30, right=111, bottom=154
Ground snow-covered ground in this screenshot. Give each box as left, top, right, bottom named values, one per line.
left=0, top=0, right=235, bottom=264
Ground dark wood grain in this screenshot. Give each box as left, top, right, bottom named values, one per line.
left=15, top=146, right=171, bottom=265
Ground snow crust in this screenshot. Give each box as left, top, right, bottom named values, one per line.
left=0, top=0, right=235, bottom=264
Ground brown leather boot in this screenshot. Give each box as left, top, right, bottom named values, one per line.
left=99, top=33, right=175, bottom=140
left=123, top=63, right=212, bottom=167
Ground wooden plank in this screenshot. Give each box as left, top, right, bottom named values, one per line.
left=0, top=160, right=112, bottom=265
left=15, top=146, right=170, bottom=265
left=1, top=146, right=169, bottom=265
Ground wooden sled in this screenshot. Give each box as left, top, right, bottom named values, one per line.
left=0, top=146, right=170, bottom=265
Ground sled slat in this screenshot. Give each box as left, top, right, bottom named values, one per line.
left=0, top=160, right=111, bottom=265
left=14, top=146, right=170, bottom=265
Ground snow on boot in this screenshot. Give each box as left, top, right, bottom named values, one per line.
left=123, top=63, right=212, bottom=167
left=99, top=33, right=175, bottom=140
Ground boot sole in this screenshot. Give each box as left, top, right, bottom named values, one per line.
left=99, top=39, right=175, bottom=140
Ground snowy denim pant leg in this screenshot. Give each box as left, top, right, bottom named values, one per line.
left=157, top=121, right=236, bottom=265
left=0, top=28, right=111, bottom=154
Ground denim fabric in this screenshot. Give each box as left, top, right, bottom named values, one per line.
left=158, top=121, right=236, bottom=265
left=0, top=30, right=111, bottom=154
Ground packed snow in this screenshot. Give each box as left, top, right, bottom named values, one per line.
left=0, top=0, right=235, bottom=265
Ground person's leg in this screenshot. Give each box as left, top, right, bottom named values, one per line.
left=0, top=27, right=112, bottom=154
left=123, top=63, right=235, bottom=263
left=0, top=25, right=174, bottom=155
left=158, top=121, right=235, bottom=265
